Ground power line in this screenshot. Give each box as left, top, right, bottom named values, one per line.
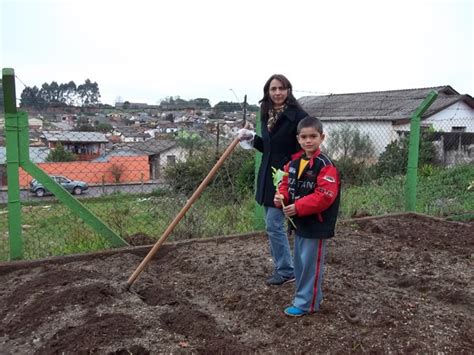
left=229, top=88, right=243, bottom=109
left=294, top=89, right=333, bottom=96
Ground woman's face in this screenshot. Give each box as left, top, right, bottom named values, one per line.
left=268, top=78, right=288, bottom=107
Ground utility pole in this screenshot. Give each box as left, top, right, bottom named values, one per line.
left=215, top=123, right=220, bottom=160
left=229, top=88, right=247, bottom=127
left=243, top=94, right=247, bottom=127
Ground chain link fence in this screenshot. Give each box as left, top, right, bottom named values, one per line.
left=1, top=82, right=473, bottom=261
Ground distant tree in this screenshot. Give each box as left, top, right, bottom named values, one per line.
left=109, top=164, right=125, bottom=183
left=20, top=86, right=46, bottom=108
left=325, top=125, right=374, bottom=161
left=122, top=101, right=130, bottom=109
left=19, top=79, right=98, bottom=107
left=96, top=123, right=113, bottom=133
left=176, top=130, right=207, bottom=157
left=77, top=79, right=100, bottom=106
left=214, top=101, right=242, bottom=112
left=77, top=124, right=96, bottom=132
left=63, top=81, right=78, bottom=105
left=247, top=104, right=259, bottom=112
left=324, top=126, right=375, bottom=185
left=48, top=81, right=60, bottom=104
left=46, top=142, right=76, bottom=162
left=192, top=98, right=211, bottom=109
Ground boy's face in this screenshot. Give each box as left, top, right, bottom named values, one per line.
left=297, top=127, right=325, bottom=156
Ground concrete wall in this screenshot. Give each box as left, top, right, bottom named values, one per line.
left=18, top=155, right=150, bottom=188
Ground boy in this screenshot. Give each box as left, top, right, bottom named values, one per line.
left=274, top=116, right=340, bottom=316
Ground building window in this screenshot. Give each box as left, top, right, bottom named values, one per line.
left=451, top=126, right=466, bottom=132
left=167, top=155, right=176, bottom=166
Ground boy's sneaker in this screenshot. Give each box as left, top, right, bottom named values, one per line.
left=266, top=274, right=295, bottom=286
left=284, top=306, right=309, bottom=317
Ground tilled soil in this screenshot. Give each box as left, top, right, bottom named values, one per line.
left=0, top=213, right=473, bottom=354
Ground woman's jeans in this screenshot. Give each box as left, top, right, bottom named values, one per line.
left=264, top=206, right=294, bottom=278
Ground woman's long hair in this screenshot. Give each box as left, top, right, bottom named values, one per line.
left=258, top=74, right=302, bottom=117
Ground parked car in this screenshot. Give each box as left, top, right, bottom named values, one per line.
left=29, top=175, right=89, bottom=197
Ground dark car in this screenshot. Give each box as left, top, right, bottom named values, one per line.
left=29, top=175, right=89, bottom=197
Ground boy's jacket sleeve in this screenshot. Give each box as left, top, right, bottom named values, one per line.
left=294, top=165, right=340, bottom=216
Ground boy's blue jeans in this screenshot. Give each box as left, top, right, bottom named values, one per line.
left=293, top=236, right=327, bottom=312
left=264, top=206, right=294, bottom=278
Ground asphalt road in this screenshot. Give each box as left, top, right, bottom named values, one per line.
left=0, top=182, right=164, bottom=204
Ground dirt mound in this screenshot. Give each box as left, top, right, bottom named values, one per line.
left=0, top=213, right=472, bottom=353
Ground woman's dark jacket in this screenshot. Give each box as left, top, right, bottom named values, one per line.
left=253, top=105, right=308, bottom=206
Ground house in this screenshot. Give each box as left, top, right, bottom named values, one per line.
left=0, top=146, right=51, bottom=187
left=107, top=139, right=187, bottom=180
left=156, top=122, right=179, bottom=134
left=29, top=117, right=43, bottom=129
left=112, top=126, right=152, bottom=142
left=41, top=131, right=108, bottom=161
left=299, top=86, right=474, bottom=164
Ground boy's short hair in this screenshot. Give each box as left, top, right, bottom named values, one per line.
left=297, top=116, right=323, bottom=135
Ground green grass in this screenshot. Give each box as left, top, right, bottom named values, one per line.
left=0, top=164, right=472, bottom=261
left=340, top=164, right=473, bottom=219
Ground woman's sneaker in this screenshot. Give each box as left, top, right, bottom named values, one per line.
left=266, top=274, right=295, bottom=286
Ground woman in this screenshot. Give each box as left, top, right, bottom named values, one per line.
left=239, top=74, right=308, bottom=285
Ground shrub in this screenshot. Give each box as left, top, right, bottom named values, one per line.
left=325, top=125, right=375, bottom=162
left=335, top=157, right=374, bottom=186
left=163, top=147, right=255, bottom=202
left=325, top=125, right=375, bottom=185
left=46, top=142, right=76, bottom=162
left=376, top=132, right=437, bottom=177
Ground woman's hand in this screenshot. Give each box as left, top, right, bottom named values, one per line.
left=236, top=128, right=255, bottom=142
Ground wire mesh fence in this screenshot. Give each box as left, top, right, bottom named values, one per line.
left=1, top=79, right=473, bottom=261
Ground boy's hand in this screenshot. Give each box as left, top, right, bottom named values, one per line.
left=273, top=193, right=284, bottom=207
left=283, top=204, right=297, bottom=217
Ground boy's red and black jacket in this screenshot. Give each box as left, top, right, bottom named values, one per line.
left=278, top=149, right=340, bottom=239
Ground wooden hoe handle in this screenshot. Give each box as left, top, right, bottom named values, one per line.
left=126, top=137, right=240, bottom=288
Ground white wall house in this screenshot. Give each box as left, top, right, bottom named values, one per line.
left=158, top=145, right=187, bottom=170
left=318, top=119, right=395, bottom=158
left=109, top=139, right=188, bottom=180
left=395, top=100, right=474, bottom=133
left=299, top=86, right=474, bottom=165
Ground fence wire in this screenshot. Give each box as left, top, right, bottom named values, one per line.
left=0, top=81, right=473, bottom=261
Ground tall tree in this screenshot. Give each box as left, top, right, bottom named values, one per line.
left=19, top=79, right=100, bottom=108
left=77, top=79, right=101, bottom=106
left=20, top=85, right=46, bottom=108
left=176, top=130, right=207, bottom=157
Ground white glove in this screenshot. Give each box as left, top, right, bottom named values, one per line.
left=236, top=128, right=255, bottom=150
left=237, top=128, right=255, bottom=141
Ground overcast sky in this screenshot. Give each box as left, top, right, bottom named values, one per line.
left=1, top=0, right=473, bottom=106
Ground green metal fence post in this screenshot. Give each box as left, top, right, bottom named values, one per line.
left=405, top=90, right=438, bottom=211
left=254, top=111, right=265, bottom=229
left=3, top=68, right=128, bottom=256
left=2, top=68, right=23, bottom=259
left=16, top=113, right=128, bottom=248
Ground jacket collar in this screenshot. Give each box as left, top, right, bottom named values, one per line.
left=283, top=106, right=298, bottom=122
left=291, top=148, right=321, bottom=168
